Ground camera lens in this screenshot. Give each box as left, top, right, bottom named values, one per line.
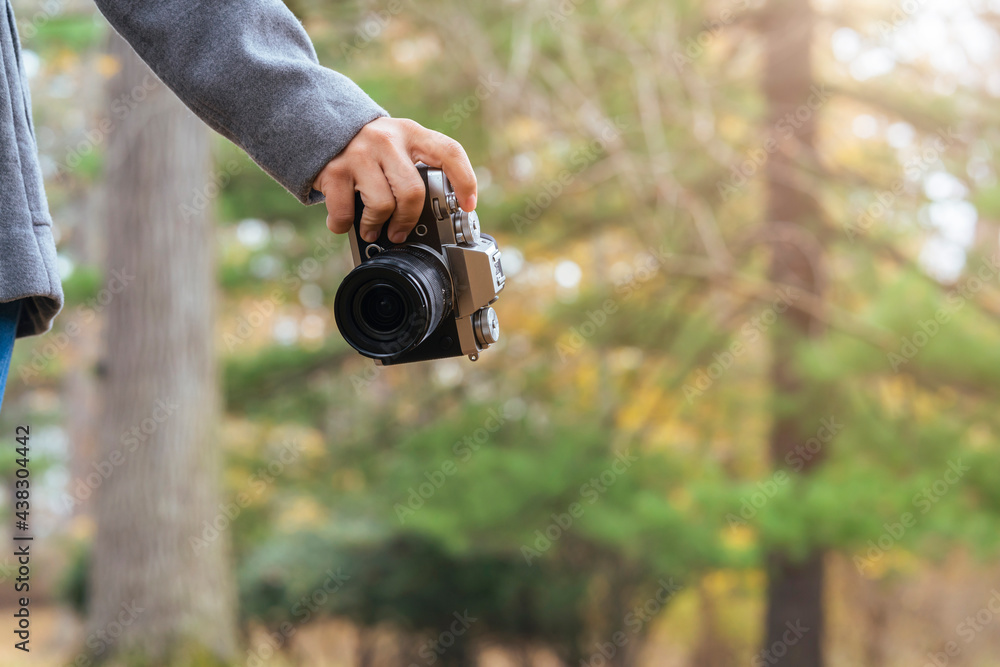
left=335, top=247, right=452, bottom=359
left=357, top=284, right=406, bottom=337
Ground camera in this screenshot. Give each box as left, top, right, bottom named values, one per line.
left=334, top=165, right=506, bottom=365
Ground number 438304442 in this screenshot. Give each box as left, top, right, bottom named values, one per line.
left=14, top=426, right=29, bottom=526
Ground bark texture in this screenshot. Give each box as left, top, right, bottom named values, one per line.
left=87, top=32, right=237, bottom=663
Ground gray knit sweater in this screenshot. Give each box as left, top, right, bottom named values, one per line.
left=1, top=0, right=388, bottom=337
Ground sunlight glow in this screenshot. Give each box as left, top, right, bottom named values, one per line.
left=554, top=260, right=582, bottom=288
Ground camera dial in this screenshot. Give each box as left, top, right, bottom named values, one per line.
left=474, top=307, right=500, bottom=346
left=454, top=210, right=481, bottom=245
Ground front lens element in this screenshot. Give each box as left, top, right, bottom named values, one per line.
left=357, top=284, right=407, bottom=338
left=335, top=247, right=452, bottom=359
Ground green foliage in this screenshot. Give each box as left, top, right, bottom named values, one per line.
left=11, top=0, right=1000, bottom=661
left=61, top=265, right=103, bottom=305
left=223, top=341, right=353, bottom=421
left=213, top=0, right=1000, bottom=643
left=27, top=16, right=104, bottom=53
left=59, top=541, right=90, bottom=615
left=240, top=532, right=589, bottom=653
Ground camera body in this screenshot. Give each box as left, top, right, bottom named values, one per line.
left=334, top=165, right=505, bottom=365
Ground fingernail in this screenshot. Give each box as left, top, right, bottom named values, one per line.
left=362, top=230, right=379, bottom=243
left=466, top=195, right=477, bottom=211
left=390, top=231, right=408, bottom=244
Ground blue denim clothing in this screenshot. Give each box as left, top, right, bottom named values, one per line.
left=0, top=299, right=21, bottom=413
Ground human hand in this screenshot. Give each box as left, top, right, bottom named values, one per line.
left=313, top=117, right=477, bottom=244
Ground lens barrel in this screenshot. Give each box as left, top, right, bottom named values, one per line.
left=335, top=247, right=452, bottom=359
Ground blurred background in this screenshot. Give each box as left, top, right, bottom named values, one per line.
left=2, top=0, right=1000, bottom=665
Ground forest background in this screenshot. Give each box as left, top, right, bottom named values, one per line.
left=3, top=0, right=1000, bottom=665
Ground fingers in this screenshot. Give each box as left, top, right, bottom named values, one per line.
left=355, top=161, right=396, bottom=243
left=317, top=118, right=476, bottom=244
left=406, top=126, right=478, bottom=212
left=319, top=167, right=356, bottom=234
left=380, top=150, right=426, bottom=244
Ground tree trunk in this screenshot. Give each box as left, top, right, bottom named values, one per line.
left=64, top=128, right=104, bottom=518
left=760, top=0, right=826, bottom=666
left=87, top=32, right=237, bottom=663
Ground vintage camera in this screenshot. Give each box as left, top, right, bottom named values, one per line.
left=334, top=165, right=505, bottom=365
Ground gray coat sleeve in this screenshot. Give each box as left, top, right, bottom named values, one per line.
left=93, top=0, right=388, bottom=204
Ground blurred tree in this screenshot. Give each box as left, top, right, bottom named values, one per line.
left=23, top=0, right=999, bottom=665
left=761, top=0, right=826, bottom=665
left=86, top=33, right=237, bottom=663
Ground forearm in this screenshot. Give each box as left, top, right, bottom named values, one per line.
left=94, top=0, right=388, bottom=203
